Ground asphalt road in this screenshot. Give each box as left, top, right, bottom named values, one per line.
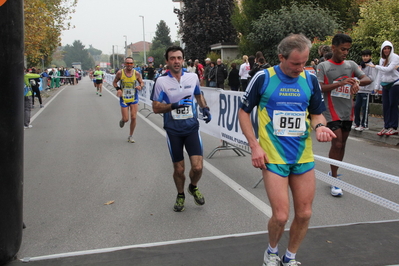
left=18, top=77, right=399, bottom=260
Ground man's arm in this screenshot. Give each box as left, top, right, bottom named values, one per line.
left=113, top=71, right=122, bottom=97
left=310, top=114, right=336, bottom=142
left=194, top=93, right=208, bottom=109
left=152, top=101, right=174, bottom=114
left=238, top=108, right=268, bottom=169
left=135, top=71, right=145, bottom=90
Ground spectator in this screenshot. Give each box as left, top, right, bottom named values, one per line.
left=69, top=66, right=76, bottom=85
left=368, top=40, right=399, bottom=136
left=208, top=62, right=217, bottom=87
left=239, top=55, right=250, bottom=91
left=228, top=62, right=240, bottom=91
left=145, top=62, right=155, bottom=80
left=215, top=58, right=227, bottom=89
left=24, top=69, right=41, bottom=128
left=187, top=61, right=196, bottom=73
left=353, top=49, right=375, bottom=131
left=194, top=59, right=204, bottom=82
left=41, top=69, right=50, bottom=91
left=30, top=68, right=43, bottom=108
left=203, top=58, right=211, bottom=87
left=248, top=57, right=271, bottom=77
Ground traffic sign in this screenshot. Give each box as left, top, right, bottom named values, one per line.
left=148, top=56, right=154, bottom=63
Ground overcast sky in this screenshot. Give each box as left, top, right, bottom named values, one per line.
left=61, top=0, right=181, bottom=55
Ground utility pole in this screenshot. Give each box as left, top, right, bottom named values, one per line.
left=139, top=15, right=146, bottom=65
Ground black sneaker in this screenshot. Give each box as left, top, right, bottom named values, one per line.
left=119, top=119, right=125, bottom=128
left=188, top=185, right=205, bottom=205
left=174, top=195, right=185, bottom=212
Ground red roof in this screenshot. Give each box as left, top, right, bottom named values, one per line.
left=128, top=41, right=152, bottom=53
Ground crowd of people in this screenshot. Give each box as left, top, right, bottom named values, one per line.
left=23, top=66, right=83, bottom=129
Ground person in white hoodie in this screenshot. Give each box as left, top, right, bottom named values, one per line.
left=367, top=41, right=399, bottom=136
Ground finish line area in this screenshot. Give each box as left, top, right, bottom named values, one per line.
left=8, top=220, right=399, bottom=265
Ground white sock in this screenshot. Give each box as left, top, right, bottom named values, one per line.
left=267, top=244, right=278, bottom=254
left=284, top=249, right=296, bottom=261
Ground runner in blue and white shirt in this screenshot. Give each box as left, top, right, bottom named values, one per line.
left=151, top=46, right=211, bottom=212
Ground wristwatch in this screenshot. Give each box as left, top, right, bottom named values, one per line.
left=314, top=123, right=325, bottom=130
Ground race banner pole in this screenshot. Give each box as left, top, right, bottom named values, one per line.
left=0, top=0, right=25, bottom=264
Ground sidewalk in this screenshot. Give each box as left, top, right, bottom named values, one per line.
left=351, top=115, right=399, bottom=146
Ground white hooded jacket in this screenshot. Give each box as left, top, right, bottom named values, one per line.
left=374, top=40, right=399, bottom=90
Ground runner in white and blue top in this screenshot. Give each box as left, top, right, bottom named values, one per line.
left=151, top=46, right=211, bottom=212
left=151, top=70, right=202, bottom=136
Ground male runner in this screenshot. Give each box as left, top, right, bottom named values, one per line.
left=317, top=33, right=371, bottom=197
left=151, top=46, right=211, bottom=212
left=93, top=66, right=104, bottom=96
left=239, top=34, right=336, bottom=266
left=113, top=57, right=144, bottom=143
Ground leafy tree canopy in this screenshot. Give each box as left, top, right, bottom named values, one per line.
left=63, top=40, right=95, bottom=70
left=248, top=2, right=339, bottom=65
left=351, top=0, right=399, bottom=60
left=152, top=20, right=173, bottom=48
left=149, top=20, right=173, bottom=65
left=179, top=0, right=237, bottom=62
left=25, top=0, right=77, bottom=67
left=232, top=0, right=361, bottom=56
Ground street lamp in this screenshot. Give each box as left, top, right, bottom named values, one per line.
left=139, top=15, right=146, bottom=65
left=123, top=35, right=127, bottom=58
left=113, top=45, right=119, bottom=68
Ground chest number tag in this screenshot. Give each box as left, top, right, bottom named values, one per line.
left=122, top=82, right=136, bottom=103
left=273, top=110, right=306, bottom=136
left=331, top=81, right=351, bottom=99
left=171, top=106, right=193, bottom=120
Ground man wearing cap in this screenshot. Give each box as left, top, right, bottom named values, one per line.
left=203, top=58, right=211, bottom=87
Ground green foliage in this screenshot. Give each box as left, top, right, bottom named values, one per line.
left=247, top=3, right=339, bottom=65
left=231, top=0, right=361, bottom=57
left=63, top=40, right=95, bottom=70
left=205, top=51, right=221, bottom=63
left=149, top=20, right=173, bottom=65
left=179, top=0, right=237, bottom=62
left=25, top=0, right=78, bottom=67
left=351, top=0, right=399, bottom=60
left=152, top=20, right=173, bottom=48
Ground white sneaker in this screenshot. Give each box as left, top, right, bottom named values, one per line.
left=281, top=259, right=301, bottom=266
left=127, top=136, right=135, bottom=143
left=24, top=125, right=33, bottom=129
left=263, top=253, right=280, bottom=266
left=328, top=171, right=343, bottom=197
left=351, top=124, right=357, bottom=129
left=355, top=126, right=365, bottom=131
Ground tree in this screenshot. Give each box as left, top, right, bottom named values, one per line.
left=152, top=20, right=172, bottom=48
left=232, top=0, right=359, bottom=56
left=24, top=0, right=77, bottom=67
left=351, top=0, right=399, bottom=59
left=63, top=40, right=95, bottom=70
left=149, top=20, right=173, bottom=66
left=248, top=3, right=339, bottom=65
left=178, top=0, right=237, bottom=62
